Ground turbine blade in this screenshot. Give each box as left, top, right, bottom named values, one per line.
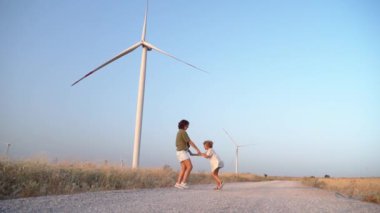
left=141, top=0, right=148, bottom=41
left=238, top=144, right=255, bottom=147
left=222, top=128, right=239, bottom=146
left=71, top=42, right=141, bottom=86
left=143, top=42, right=208, bottom=73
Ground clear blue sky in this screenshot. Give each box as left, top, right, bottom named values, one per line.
left=1, top=0, right=379, bottom=177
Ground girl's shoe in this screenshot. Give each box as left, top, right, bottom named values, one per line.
left=218, top=181, right=224, bottom=190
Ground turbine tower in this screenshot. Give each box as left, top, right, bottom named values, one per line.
left=6, top=143, right=11, bottom=158
left=223, top=129, right=254, bottom=176
left=72, top=2, right=206, bottom=169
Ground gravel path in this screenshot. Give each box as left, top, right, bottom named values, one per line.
left=1, top=181, right=379, bottom=212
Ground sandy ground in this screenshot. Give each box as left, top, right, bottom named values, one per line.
left=1, top=181, right=379, bottom=213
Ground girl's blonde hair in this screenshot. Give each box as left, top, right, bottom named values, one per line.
left=203, top=140, right=213, bottom=148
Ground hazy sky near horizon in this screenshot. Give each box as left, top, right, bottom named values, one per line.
left=1, top=0, right=379, bottom=177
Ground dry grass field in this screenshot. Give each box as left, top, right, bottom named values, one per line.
left=2, top=159, right=378, bottom=204
left=302, top=177, right=380, bottom=204
left=0, top=159, right=267, bottom=200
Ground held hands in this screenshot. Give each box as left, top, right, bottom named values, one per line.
left=197, top=150, right=208, bottom=158
left=188, top=149, right=208, bottom=158
left=188, top=150, right=201, bottom=156
left=188, top=149, right=206, bottom=157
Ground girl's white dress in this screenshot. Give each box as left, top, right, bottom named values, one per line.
left=206, top=148, right=224, bottom=172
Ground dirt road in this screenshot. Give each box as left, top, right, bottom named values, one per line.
left=1, top=181, right=379, bottom=212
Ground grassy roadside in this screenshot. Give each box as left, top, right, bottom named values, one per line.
left=0, top=159, right=267, bottom=200
left=302, top=177, right=380, bottom=204
left=6, top=159, right=378, bottom=204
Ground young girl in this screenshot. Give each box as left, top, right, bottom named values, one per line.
left=194, top=140, right=224, bottom=190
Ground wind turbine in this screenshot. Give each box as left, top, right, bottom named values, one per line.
left=223, top=129, right=254, bottom=176
left=2, top=143, right=11, bottom=159
left=6, top=143, right=11, bottom=158
left=72, top=2, right=206, bottom=169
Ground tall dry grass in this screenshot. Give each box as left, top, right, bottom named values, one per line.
left=302, top=177, right=380, bottom=204
left=0, top=159, right=266, bottom=200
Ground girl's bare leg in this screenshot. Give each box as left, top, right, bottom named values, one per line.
left=211, top=168, right=222, bottom=187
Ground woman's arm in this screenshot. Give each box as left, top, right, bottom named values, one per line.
left=189, top=140, right=201, bottom=154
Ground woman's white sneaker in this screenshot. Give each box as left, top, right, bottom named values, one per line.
left=174, top=183, right=184, bottom=189
left=180, top=182, right=189, bottom=189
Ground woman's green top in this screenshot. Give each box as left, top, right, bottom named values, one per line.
left=176, top=129, right=190, bottom=151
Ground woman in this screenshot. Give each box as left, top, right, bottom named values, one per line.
left=174, top=119, right=201, bottom=189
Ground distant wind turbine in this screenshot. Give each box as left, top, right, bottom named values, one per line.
left=6, top=143, right=11, bottom=158
left=223, top=129, right=254, bottom=176
left=2, top=143, right=11, bottom=159
left=72, top=1, right=207, bottom=169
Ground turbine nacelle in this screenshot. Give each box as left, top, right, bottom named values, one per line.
left=142, top=42, right=153, bottom=51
